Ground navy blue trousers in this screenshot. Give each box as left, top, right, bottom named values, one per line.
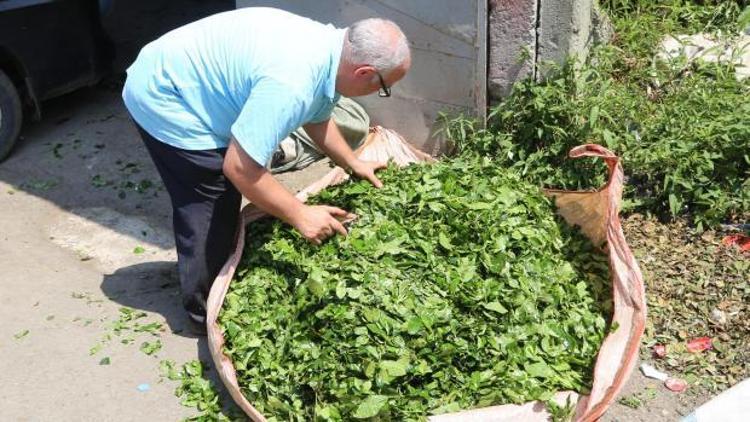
left=135, top=123, right=241, bottom=320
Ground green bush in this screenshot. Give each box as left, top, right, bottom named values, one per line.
left=444, top=1, right=750, bottom=229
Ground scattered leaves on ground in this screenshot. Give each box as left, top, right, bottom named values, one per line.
left=624, top=214, right=749, bottom=392
left=13, top=329, right=30, bottom=340
left=140, top=340, right=162, bottom=356
left=159, top=359, right=241, bottom=421
left=89, top=307, right=163, bottom=358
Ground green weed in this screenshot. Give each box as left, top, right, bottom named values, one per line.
left=442, top=1, right=750, bottom=229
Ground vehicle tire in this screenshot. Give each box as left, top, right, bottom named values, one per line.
left=0, top=69, right=23, bottom=162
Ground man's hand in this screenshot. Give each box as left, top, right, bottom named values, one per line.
left=291, top=205, right=356, bottom=245
left=350, top=159, right=387, bottom=188
left=224, top=137, right=362, bottom=247
left=304, top=119, right=387, bottom=189
left=225, top=138, right=352, bottom=247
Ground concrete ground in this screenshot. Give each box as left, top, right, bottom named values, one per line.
left=0, top=80, right=333, bottom=421
left=0, top=1, right=328, bottom=420
left=0, top=1, right=712, bottom=421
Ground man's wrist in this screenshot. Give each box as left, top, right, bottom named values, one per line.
left=345, top=158, right=362, bottom=175
left=282, top=200, right=307, bottom=228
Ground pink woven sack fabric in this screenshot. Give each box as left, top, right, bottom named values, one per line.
left=206, top=129, right=646, bottom=421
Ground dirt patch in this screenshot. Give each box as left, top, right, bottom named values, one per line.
left=603, top=213, right=748, bottom=420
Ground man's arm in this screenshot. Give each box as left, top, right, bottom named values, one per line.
left=223, top=137, right=352, bottom=245
left=303, top=118, right=386, bottom=188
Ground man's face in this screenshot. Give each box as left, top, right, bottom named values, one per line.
left=339, top=63, right=409, bottom=97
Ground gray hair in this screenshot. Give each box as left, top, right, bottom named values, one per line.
left=345, top=18, right=410, bottom=75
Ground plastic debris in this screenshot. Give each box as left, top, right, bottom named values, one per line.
left=720, top=223, right=750, bottom=232
left=710, top=309, right=727, bottom=325
left=640, top=363, right=669, bottom=381
left=722, top=234, right=750, bottom=252
left=137, top=383, right=150, bottom=392
left=687, top=337, right=713, bottom=353
left=657, top=33, right=750, bottom=81
left=653, top=344, right=667, bottom=358
left=665, top=378, right=688, bottom=393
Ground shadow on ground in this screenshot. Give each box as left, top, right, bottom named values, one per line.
left=1, top=0, right=235, bottom=340
left=100, top=260, right=195, bottom=336
left=101, top=259, right=245, bottom=416
left=0, top=0, right=234, bottom=241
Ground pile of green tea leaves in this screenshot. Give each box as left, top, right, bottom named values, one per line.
left=443, top=0, right=750, bottom=230
left=219, top=157, right=612, bottom=420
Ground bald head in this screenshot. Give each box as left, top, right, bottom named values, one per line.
left=343, top=18, right=411, bottom=76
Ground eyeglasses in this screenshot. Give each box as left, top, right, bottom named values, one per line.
left=376, top=72, right=391, bottom=98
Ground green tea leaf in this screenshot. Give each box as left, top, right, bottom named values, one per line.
left=140, top=340, right=162, bottom=356
left=13, top=329, right=29, bottom=340
left=438, top=232, right=453, bottom=250
left=482, top=301, right=508, bottom=314
left=353, top=395, right=388, bottom=419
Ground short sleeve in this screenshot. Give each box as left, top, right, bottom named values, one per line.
left=230, top=78, right=308, bottom=166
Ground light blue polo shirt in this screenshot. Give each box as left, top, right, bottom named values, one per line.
left=122, top=7, right=344, bottom=167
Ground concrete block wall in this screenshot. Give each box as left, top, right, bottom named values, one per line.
left=488, top=0, right=537, bottom=99
left=537, top=0, right=593, bottom=76
left=489, top=0, right=605, bottom=103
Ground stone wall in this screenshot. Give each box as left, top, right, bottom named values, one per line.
left=488, top=0, right=537, bottom=99
left=488, top=0, right=608, bottom=103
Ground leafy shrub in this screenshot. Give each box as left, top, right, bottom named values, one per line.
left=443, top=1, right=750, bottom=229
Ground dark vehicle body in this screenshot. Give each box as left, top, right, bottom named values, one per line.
left=0, top=0, right=112, bottom=161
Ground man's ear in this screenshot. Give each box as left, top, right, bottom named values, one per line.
left=353, top=65, right=376, bottom=78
